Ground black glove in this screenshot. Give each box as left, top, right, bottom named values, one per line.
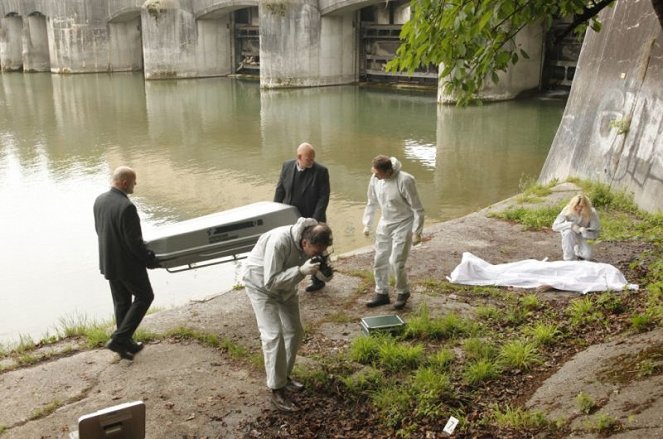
left=146, top=250, right=161, bottom=269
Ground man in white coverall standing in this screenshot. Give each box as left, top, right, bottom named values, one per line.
left=243, top=217, right=333, bottom=412
left=363, top=155, right=424, bottom=310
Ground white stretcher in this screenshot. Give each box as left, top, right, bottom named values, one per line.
left=145, top=201, right=300, bottom=272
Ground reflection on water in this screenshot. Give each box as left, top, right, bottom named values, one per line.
left=0, top=73, right=565, bottom=343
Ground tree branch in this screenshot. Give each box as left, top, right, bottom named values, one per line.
left=652, top=0, right=663, bottom=29
left=553, top=0, right=615, bottom=45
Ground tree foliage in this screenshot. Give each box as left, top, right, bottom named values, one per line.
left=386, top=0, right=616, bottom=105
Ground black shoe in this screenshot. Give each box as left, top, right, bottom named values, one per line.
left=366, top=294, right=390, bottom=308
left=105, top=339, right=134, bottom=360
left=285, top=377, right=304, bottom=393
left=128, top=340, right=144, bottom=354
left=393, top=292, right=410, bottom=310
left=271, top=388, right=299, bottom=412
left=305, top=276, right=325, bottom=292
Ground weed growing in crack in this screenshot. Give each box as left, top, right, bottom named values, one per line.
left=575, top=391, right=595, bottom=414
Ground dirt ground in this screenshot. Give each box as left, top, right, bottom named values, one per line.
left=1, top=182, right=661, bottom=438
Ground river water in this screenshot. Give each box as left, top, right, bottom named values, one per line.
left=0, top=73, right=565, bottom=344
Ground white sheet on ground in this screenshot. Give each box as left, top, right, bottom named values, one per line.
left=447, top=252, right=638, bottom=294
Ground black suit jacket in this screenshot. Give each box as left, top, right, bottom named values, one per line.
left=93, top=187, right=157, bottom=281
left=274, top=160, right=330, bottom=222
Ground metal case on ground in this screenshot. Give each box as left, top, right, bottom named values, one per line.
left=360, top=314, right=406, bottom=336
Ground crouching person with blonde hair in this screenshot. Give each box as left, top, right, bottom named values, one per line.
left=552, top=193, right=600, bottom=261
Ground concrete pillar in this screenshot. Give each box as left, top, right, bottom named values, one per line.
left=109, top=16, right=143, bottom=72
left=319, top=13, right=357, bottom=85
left=438, top=22, right=544, bottom=104
left=142, top=0, right=197, bottom=79
left=1, top=15, right=24, bottom=71
left=23, top=13, right=51, bottom=72
left=195, top=15, right=232, bottom=77
left=260, top=0, right=357, bottom=88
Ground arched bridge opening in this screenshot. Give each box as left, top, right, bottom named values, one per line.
left=108, top=8, right=143, bottom=72
left=196, top=2, right=259, bottom=77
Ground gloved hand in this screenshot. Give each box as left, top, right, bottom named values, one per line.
left=412, top=233, right=422, bottom=245
left=363, top=226, right=370, bottom=237
left=146, top=250, right=161, bottom=269
left=299, top=258, right=321, bottom=276
left=571, top=224, right=581, bottom=233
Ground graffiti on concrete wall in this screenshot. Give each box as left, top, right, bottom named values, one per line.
left=592, top=87, right=663, bottom=189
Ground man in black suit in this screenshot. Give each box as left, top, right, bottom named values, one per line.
left=93, top=166, right=159, bottom=360
left=274, top=143, right=331, bottom=292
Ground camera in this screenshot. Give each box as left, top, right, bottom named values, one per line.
left=311, top=254, right=334, bottom=282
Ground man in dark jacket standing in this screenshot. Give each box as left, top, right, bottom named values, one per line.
left=93, top=166, right=159, bottom=360
left=274, top=143, right=331, bottom=292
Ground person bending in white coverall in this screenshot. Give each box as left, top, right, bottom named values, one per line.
left=552, top=193, right=600, bottom=261
left=243, top=217, right=333, bottom=412
left=362, top=155, right=424, bottom=310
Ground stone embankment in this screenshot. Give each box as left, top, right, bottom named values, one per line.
left=1, top=182, right=661, bottom=438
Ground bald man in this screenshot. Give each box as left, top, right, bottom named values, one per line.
left=93, top=166, right=160, bottom=360
left=274, top=143, right=331, bottom=292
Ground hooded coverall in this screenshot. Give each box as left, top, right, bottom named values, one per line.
left=362, top=157, right=424, bottom=296
left=242, top=217, right=316, bottom=390
left=552, top=208, right=600, bottom=261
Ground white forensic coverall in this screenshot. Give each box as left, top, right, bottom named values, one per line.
left=362, top=157, right=424, bottom=296
left=242, top=217, right=317, bottom=390
left=551, top=208, right=600, bottom=261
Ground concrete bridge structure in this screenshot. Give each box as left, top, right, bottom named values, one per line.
left=0, top=0, right=542, bottom=101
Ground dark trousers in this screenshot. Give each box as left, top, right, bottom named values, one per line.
left=109, top=273, right=154, bottom=343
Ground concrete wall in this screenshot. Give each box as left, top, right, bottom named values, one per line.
left=540, top=0, right=663, bottom=212
left=46, top=1, right=112, bottom=73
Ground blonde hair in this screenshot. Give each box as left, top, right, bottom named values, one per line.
left=561, top=193, right=593, bottom=225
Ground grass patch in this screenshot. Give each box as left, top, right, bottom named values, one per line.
left=344, top=269, right=374, bottom=292
left=475, top=305, right=500, bottom=321
left=498, top=340, right=541, bottom=370
left=371, top=385, right=412, bottom=428
left=340, top=366, right=384, bottom=394
left=488, top=204, right=562, bottom=230
left=428, top=348, right=455, bottom=370
left=12, top=334, right=36, bottom=354
left=514, top=176, right=556, bottom=204
left=403, top=304, right=476, bottom=340
left=566, top=296, right=604, bottom=327
left=462, top=337, right=496, bottom=361
left=519, top=294, right=542, bottom=311
left=463, top=359, right=501, bottom=385
left=30, top=400, right=62, bottom=419
left=349, top=334, right=423, bottom=371
left=522, top=322, right=559, bottom=347
left=377, top=340, right=424, bottom=371
left=349, top=334, right=384, bottom=364
left=411, top=367, right=453, bottom=417
left=489, top=404, right=548, bottom=429
left=327, top=311, right=355, bottom=324
left=587, top=412, right=622, bottom=434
